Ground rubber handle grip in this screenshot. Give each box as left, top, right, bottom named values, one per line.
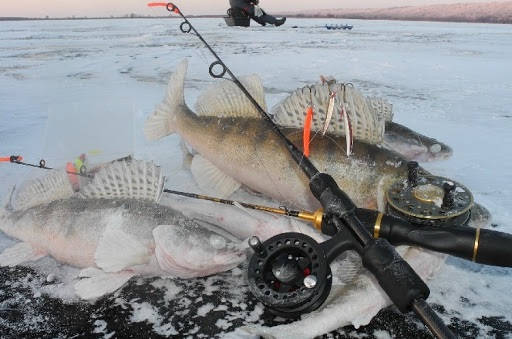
left=362, top=238, right=430, bottom=313
left=356, top=209, right=512, bottom=267
left=477, top=228, right=512, bottom=267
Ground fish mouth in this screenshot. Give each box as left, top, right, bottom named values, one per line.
left=400, top=142, right=453, bottom=163
left=423, top=143, right=453, bottom=162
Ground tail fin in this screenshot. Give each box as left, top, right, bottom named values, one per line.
left=144, top=59, right=188, bottom=141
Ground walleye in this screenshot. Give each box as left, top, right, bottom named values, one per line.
left=0, top=160, right=248, bottom=299
left=271, top=80, right=453, bottom=163
left=0, top=159, right=325, bottom=300
left=144, top=60, right=439, bottom=213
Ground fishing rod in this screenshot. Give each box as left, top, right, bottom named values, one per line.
left=150, top=3, right=454, bottom=337
left=163, top=189, right=512, bottom=268
left=0, top=155, right=92, bottom=178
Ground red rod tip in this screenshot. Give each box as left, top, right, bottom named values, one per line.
left=147, top=2, right=168, bottom=7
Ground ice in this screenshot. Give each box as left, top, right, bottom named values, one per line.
left=1, top=17, right=511, bottom=337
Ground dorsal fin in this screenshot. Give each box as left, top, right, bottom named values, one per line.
left=271, top=83, right=388, bottom=145
left=194, top=74, right=267, bottom=118
left=13, top=171, right=75, bottom=211
left=79, top=159, right=164, bottom=202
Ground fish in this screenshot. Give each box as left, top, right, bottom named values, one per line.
left=0, top=160, right=248, bottom=300
left=382, top=121, right=452, bottom=163
left=143, top=60, right=477, bottom=221
left=271, top=81, right=453, bottom=163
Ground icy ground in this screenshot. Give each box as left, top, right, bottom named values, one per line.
left=1, top=17, right=512, bottom=338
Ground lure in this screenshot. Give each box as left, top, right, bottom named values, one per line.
left=303, top=106, right=313, bottom=157
left=341, top=105, right=353, bottom=156
left=321, top=91, right=336, bottom=136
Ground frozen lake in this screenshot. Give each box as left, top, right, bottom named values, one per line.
left=1, top=17, right=511, bottom=338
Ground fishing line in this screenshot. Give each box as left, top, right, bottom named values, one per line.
left=1, top=156, right=93, bottom=178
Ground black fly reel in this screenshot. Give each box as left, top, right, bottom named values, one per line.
left=247, top=233, right=332, bottom=318
left=386, top=162, right=474, bottom=227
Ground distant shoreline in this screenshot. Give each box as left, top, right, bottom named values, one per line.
left=284, top=1, right=512, bottom=25
left=1, top=15, right=511, bottom=24
left=0, top=15, right=221, bottom=22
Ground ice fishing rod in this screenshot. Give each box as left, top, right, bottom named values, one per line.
left=150, top=3, right=454, bottom=337
left=1, top=155, right=93, bottom=178
left=162, top=188, right=512, bottom=268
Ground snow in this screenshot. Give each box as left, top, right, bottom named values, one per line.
left=1, top=16, right=512, bottom=337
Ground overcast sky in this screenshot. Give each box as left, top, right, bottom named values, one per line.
left=1, top=0, right=501, bottom=18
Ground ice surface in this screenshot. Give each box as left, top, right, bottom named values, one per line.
left=1, top=17, right=511, bottom=337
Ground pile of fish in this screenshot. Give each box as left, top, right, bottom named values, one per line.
left=0, top=59, right=492, bottom=338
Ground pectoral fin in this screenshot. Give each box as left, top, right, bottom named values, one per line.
left=95, top=221, right=152, bottom=272
left=190, top=155, right=241, bottom=198
left=0, top=242, right=46, bottom=267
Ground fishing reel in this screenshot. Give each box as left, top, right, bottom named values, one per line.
left=247, top=233, right=334, bottom=317
left=386, top=161, right=473, bottom=227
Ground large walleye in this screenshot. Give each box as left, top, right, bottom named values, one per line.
left=144, top=60, right=462, bottom=216
left=0, top=160, right=279, bottom=300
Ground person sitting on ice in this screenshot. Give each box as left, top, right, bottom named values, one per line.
left=229, top=0, right=286, bottom=26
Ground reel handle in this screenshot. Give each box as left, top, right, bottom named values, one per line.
left=356, top=209, right=512, bottom=267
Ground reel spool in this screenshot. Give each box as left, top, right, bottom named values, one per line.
left=386, top=162, right=473, bottom=227
left=247, top=233, right=332, bottom=318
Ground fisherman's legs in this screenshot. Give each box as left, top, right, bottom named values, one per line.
left=245, top=6, right=286, bottom=26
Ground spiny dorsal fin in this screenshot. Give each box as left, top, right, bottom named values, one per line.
left=368, top=96, right=393, bottom=122
left=194, top=74, right=267, bottom=118
left=79, top=159, right=164, bottom=202
left=271, top=83, right=387, bottom=145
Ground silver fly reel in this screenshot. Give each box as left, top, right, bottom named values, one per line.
left=386, top=162, right=474, bottom=227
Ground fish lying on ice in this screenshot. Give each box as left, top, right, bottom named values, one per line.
left=144, top=59, right=489, bottom=228
left=270, top=80, right=453, bottom=163
left=0, top=160, right=248, bottom=299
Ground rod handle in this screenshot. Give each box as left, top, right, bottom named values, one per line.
left=357, top=209, right=512, bottom=267
left=361, top=237, right=430, bottom=313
